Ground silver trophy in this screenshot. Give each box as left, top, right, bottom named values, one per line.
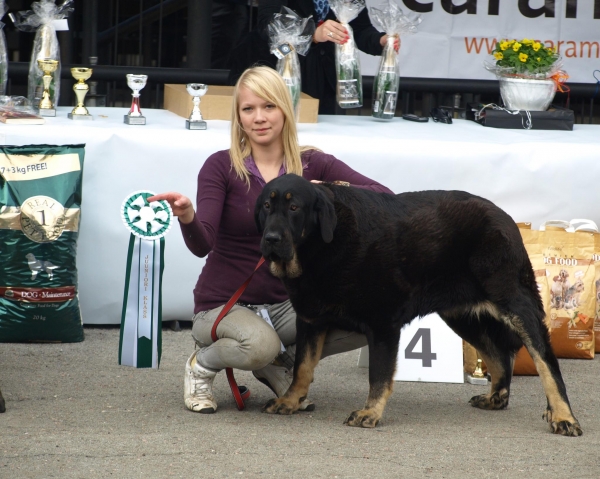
left=124, top=74, right=148, bottom=125
left=186, top=83, right=208, bottom=130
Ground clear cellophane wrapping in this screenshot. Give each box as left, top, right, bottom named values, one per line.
left=11, top=0, right=74, bottom=108
left=268, top=7, right=315, bottom=120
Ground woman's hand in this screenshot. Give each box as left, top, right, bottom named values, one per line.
left=380, top=34, right=401, bottom=52
left=313, top=20, right=349, bottom=45
left=147, top=192, right=195, bottom=224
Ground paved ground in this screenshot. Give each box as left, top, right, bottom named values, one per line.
left=1, top=324, right=599, bottom=479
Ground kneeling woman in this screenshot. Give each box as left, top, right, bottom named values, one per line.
left=149, top=66, right=392, bottom=413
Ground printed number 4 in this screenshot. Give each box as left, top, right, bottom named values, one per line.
left=404, top=328, right=437, bottom=367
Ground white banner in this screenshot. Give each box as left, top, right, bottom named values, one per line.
left=360, top=0, right=600, bottom=83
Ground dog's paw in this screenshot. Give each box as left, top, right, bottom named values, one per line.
left=468, top=390, right=509, bottom=410
left=543, top=409, right=582, bottom=436
left=262, top=397, right=298, bottom=415
left=344, top=409, right=380, bottom=428
left=550, top=420, right=583, bottom=437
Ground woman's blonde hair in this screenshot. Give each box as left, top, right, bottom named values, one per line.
left=230, top=65, right=310, bottom=184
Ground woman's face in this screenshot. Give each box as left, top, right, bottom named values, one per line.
left=237, top=85, right=285, bottom=151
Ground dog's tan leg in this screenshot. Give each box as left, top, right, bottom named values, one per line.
left=503, top=308, right=582, bottom=436
left=527, top=348, right=582, bottom=436
left=344, top=379, right=394, bottom=428
left=262, top=329, right=326, bottom=415
left=344, top=334, right=399, bottom=428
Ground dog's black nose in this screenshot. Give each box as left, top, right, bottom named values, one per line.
left=264, top=232, right=282, bottom=244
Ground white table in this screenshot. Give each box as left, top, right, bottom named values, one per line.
left=2, top=107, right=599, bottom=324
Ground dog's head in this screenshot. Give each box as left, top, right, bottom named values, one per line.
left=254, top=174, right=337, bottom=278
left=573, top=280, right=585, bottom=293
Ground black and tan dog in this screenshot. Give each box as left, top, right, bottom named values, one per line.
left=254, top=174, right=582, bottom=436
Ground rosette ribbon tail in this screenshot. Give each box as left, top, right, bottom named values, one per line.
left=119, top=234, right=165, bottom=369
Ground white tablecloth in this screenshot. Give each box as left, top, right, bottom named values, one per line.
left=2, top=107, right=599, bottom=324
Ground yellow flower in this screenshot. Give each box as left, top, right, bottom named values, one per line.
left=522, top=38, right=533, bottom=45
left=519, top=53, right=528, bottom=62
left=499, top=41, right=509, bottom=51
left=536, top=57, right=541, bottom=62
left=513, top=42, right=522, bottom=52
left=533, top=42, right=541, bottom=51
left=507, top=39, right=515, bottom=46
left=494, top=52, right=504, bottom=60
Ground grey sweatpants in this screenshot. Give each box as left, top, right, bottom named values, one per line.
left=191, top=299, right=368, bottom=371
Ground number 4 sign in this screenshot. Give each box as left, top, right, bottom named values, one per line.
left=357, top=313, right=464, bottom=383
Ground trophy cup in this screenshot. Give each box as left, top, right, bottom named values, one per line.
left=37, top=59, right=59, bottom=117
left=124, top=74, right=148, bottom=125
left=186, top=83, right=208, bottom=130
left=467, top=356, right=489, bottom=385
left=68, top=68, right=93, bottom=120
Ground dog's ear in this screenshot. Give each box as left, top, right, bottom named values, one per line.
left=314, top=186, right=337, bottom=243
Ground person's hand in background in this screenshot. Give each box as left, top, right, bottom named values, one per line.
left=313, top=20, right=349, bottom=44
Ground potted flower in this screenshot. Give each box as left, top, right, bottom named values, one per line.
left=485, top=38, right=567, bottom=111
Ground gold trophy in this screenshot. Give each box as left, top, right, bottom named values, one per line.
left=37, top=59, right=59, bottom=117
left=68, top=68, right=93, bottom=120
left=467, top=356, right=489, bottom=385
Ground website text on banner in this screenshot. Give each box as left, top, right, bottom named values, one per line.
left=360, top=0, right=599, bottom=83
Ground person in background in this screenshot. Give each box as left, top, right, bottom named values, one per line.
left=211, top=0, right=250, bottom=69
left=257, top=0, right=399, bottom=114
left=149, top=66, right=392, bottom=414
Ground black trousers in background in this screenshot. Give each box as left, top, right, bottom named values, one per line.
left=211, top=0, right=250, bottom=70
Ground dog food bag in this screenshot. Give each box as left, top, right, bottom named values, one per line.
left=0, top=144, right=85, bottom=342
left=540, top=226, right=595, bottom=359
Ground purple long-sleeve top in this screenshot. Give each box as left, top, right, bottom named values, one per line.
left=179, top=149, right=393, bottom=313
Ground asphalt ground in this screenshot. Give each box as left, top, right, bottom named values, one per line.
left=1, top=324, right=599, bottom=479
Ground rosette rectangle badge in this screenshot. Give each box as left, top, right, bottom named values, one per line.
left=119, top=191, right=172, bottom=368
left=0, top=144, right=85, bottom=343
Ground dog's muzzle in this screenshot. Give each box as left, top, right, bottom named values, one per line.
left=260, top=230, right=295, bottom=263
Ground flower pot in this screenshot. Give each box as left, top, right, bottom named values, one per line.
left=499, top=77, right=556, bottom=111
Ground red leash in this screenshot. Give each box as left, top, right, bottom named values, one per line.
left=210, top=256, right=266, bottom=410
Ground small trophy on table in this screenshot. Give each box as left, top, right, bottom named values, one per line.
left=37, top=59, right=59, bottom=117
left=68, top=68, right=93, bottom=120
left=186, top=83, right=208, bottom=130
left=467, top=355, right=489, bottom=385
left=124, top=74, right=148, bottom=125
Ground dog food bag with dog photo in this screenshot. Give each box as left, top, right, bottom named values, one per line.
left=0, top=144, right=85, bottom=342
left=541, top=227, right=595, bottom=359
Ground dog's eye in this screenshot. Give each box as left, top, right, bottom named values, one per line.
left=264, top=202, right=270, bottom=209
left=290, top=204, right=298, bottom=211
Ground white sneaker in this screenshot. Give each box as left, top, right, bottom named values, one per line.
left=253, top=363, right=315, bottom=411
left=184, top=351, right=218, bottom=414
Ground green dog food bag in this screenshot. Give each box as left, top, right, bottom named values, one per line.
left=0, top=144, right=85, bottom=342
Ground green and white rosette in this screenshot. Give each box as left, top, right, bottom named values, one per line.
left=119, top=191, right=172, bottom=369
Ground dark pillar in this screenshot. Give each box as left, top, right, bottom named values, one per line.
left=58, top=30, right=72, bottom=107
left=187, top=0, right=212, bottom=69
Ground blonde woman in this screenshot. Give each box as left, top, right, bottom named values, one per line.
left=149, top=66, right=392, bottom=414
